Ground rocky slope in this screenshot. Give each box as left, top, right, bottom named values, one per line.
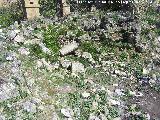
left=0, top=9, right=160, bottom=120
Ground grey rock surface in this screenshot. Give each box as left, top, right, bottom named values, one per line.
left=0, top=82, right=19, bottom=101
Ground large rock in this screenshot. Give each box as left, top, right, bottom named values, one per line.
left=60, top=42, right=79, bottom=56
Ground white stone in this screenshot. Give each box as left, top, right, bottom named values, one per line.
left=82, top=52, right=92, bottom=59
left=129, top=90, right=136, bottom=96
left=115, top=89, right=124, bottom=96
left=113, top=84, right=118, bottom=87
left=60, top=42, right=79, bottom=56
left=18, top=47, right=30, bottom=55
left=14, top=29, right=20, bottom=34
left=146, top=113, right=151, bottom=120
left=82, top=91, right=90, bottom=98
left=113, top=117, right=121, bottom=120
left=89, top=115, right=100, bottom=120
left=67, top=118, right=73, bottom=120
left=114, top=70, right=127, bottom=76
left=135, top=92, right=143, bottom=97
left=41, top=58, right=50, bottom=67
left=106, top=89, right=113, bottom=96
left=61, top=59, right=71, bottom=68
left=52, top=62, right=59, bottom=69
left=14, top=35, right=25, bottom=43
left=114, top=70, right=121, bottom=75
left=143, top=68, right=149, bottom=75
left=52, top=112, right=59, bottom=120
left=0, top=115, right=5, bottom=120
left=158, top=36, right=160, bottom=42
left=149, top=79, right=156, bottom=86
left=36, top=60, right=43, bottom=68
left=39, top=43, right=51, bottom=54
left=152, top=74, right=157, bottom=80
left=8, top=30, right=17, bottom=39
left=72, top=62, right=85, bottom=73
left=6, top=55, right=14, bottom=61
left=23, top=101, right=37, bottom=113
left=109, top=99, right=120, bottom=106
left=61, top=108, right=73, bottom=118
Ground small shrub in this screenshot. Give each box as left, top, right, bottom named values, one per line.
left=39, top=0, right=56, bottom=17
left=80, top=41, right=100, bottom=60
left=0, top=2, right=23, bottom=28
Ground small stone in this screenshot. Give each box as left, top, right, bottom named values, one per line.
left=113, top=84, right=118, bottom=87
left=149, top=79, right=156, bottom=86
left=106, top=89, right=113, bottom=96
left=52, top=112, right=59, bottom=120
left=113, top=117, right=121, bottom=120
left=145, top=113, right=150, bottom=120
left=135, top=92, right=143, bottom=97
left=71, top=62, right=85, bottom=73
left=115, top=89, right=124, bottom=96
left=81, top=91, right=90, bottom=98
left=39, top=43, right=51, bottom=54
left=14, top=29, right=20, bottom=34
left=61, top=59, right=71, bottom=69
left=99, top=113, right=108, bottom=120
left=61, top=108, right=73, bottom=118
left=75, top=49, right=82, bottom=57
left=14, top=35, right=25, bottom=43
left=0, top=114, right=5, bottom=120
left=36, top=60, right=43, bottom=68
left=142, top=68, right=149, bottom=75
left=92, top=101, right=98, bottom=109
left=52, top=62, right=59, bottom=69
left=152, top=74, right=157, bottom=80
left=109, top=99, right=120, bottom=106
left=114, top=70, right=127, bottom=76
left=18, top=47, right=30, bottom=55
left=60, top=42, right=79, bottom=56
left=128, top=90, right=136, bottom=96
left=82, top=52, right=92, bottom=60
left=67, top=118, right=73, bottom=120
left=158, top=36, right=160, bottom=42
left=7, top=30, right=17, bottom=39
left=6, top=55, right=14, bottom=61
left=23, top=101, right=37, bottom=113
left=89, top=116, right=100, bottom=120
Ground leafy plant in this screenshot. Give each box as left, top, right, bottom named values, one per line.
left=39, top=0, right=56, bottom=17
left=80, top=41, right=100, bottom=60
left=0, top=2, right=23, bottom=28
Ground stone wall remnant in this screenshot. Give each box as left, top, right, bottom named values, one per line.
left=22, top=0, right=40, bottom=20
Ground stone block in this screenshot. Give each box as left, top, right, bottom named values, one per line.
left=25, top=7, right=40, bottom=19
left=63, top=5, right=71, bottom=16
left=23, top=0, right=40, bottom=19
